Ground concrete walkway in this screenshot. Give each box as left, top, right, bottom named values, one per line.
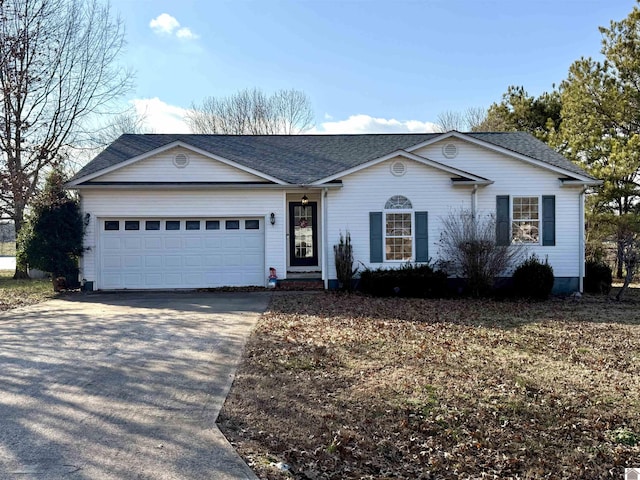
left=0, top=292, right=270, bottom=479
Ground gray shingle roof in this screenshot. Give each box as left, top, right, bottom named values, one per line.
left=71, top=132, right=595, bottom=185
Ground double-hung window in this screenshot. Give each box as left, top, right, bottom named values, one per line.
left=511, top=197, right=540, bottom=243
left=512, top=197, right=539, bottom=244
left=384, top=195, right=413, bottom=261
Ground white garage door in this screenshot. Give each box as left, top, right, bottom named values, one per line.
left=99, top=218, right=265, bottom=289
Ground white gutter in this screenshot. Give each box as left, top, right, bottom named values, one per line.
left=322, top=188, right=329, bottom=289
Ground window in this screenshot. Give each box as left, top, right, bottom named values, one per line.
left=104, top=221, right=119, bottom=231
left=384, top=195, right=413, bottom=261
left=166, top=221, right=180, bottom=230
left=186, top=220, right=200, bottom=230
left=245, top=219, right=259, bottom=230
left=512, top=197, right=539, bottom=243
left=206, top=220, right=220, bottom=230
left=226, top=220, right=240, bottom=230
left=125, top=220, right=140, bottom=231
left=145, top=220, right=160, bottom=230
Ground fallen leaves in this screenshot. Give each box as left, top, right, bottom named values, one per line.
left=219, top=291, right=640, bottom=479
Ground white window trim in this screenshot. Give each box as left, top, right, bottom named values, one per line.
left=383, top=210, right=415, bottom=262
left=511, top=195, right=541, bottom=245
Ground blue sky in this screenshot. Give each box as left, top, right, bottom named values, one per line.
left=110, top=0, right=637, bottom=133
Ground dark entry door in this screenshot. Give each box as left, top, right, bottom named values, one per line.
left=289, top=202, right=318, bottom=266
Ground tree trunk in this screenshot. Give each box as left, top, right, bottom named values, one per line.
left=616, top=236, right=624, bottom=279
left=616, top=264, right=634, bottom=301
left=12, top=211, right=29, bottom=280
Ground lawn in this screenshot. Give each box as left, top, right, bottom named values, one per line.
left=0, top=270, right=55, bottom=311
left=0, top=241, right=16, bottom=256
left=218, top=289, right=640, bottom=480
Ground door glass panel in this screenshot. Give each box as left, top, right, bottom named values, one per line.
left=293, top=205, right=314, bottom=260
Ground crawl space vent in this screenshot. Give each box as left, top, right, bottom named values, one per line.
left=442, top=143, right=458, bottom=159
left=390, top=161, right=407, bottom=176
left=173, top=153, right=189, bottom=168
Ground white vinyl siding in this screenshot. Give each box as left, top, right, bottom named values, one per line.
left=413, top=139, right=583, bottom=278
left=325, top=156, right=471, bottom=279
left=97, top=147, right=264, bottom=183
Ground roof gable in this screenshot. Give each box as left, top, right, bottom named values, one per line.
left=311, top=149, right=492, bottom=185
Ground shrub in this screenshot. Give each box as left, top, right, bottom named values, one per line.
left=438, top=209, right=523, bottom=297
left=512, top=255, right=554, bottom=300
left=333, top=231, right=357, bottom=291
left=584, top=260, right=612, bottom=294
left=359, top=262, right=448, bottom=298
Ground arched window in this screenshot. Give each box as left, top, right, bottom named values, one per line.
left=385, top=195, right=412, bottom=210
left=384, top=195, right=413, bottom=261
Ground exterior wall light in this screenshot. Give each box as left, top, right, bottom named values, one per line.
left=301, top=194, right=309, bottom=206
left=270, top=212, right=276, bottom=225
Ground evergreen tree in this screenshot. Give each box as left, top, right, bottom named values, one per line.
left=17, top=170, right=85, bottom=289
left=560, top=3, right=640, bottom=277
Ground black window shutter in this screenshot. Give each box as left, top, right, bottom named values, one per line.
left=496, top=195, right=510, bottom=246
left=369, top=212, right=383, bottom=263
left=415, top=211, right=429, bottom=262
left=542, top=195, right=556, bottom=246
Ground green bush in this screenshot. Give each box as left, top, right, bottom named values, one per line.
left=513, top=255, right=554, bottom=300
left=584, top=260, right=612, bottom=294
left=359, top=263, right=448, bottom=298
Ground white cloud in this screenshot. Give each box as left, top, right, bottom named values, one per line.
left=176, top=27, right=199, bottom=40
left=131, top=97, right=191, bottom=134
left=315, top=114, right=439, bottom=134
left=149, top=13, right=179, bottom=35
left=149, top=13, right=198, bottom=40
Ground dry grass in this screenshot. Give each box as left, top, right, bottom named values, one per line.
left=0, top=241, right=16, bottom=256
left=219, top=288, right=640, bottom=479
left=0, top=269, right=56, bottom=311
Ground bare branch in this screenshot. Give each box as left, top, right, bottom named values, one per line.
left=186, top=88, right=315, bottom=135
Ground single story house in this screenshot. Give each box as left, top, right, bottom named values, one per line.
left=67, top=131, right=600, bottom=293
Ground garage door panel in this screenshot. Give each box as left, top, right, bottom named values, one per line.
left=123, top=256, right=142, bottom=268
left=103, top=256, right=121, bottom=268
left=145, top=238, right=162, bottom=249
left=164, top=237, right=182, bottom=249
left=184, top=256, right=202, bottom=267
left=184, top=238, right=203, bottom=249
left=164, top=256, right=182, bottom=268
left=100, top=218, right=264, bottom=289
left=103, top=238, right=122, bottom=250
left=145, top=256, right=163, bottom=267
left=123, top=237, right=142, bottom=249
left=144, top=274, right=163, bottom=286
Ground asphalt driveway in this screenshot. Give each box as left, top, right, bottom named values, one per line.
left=0, top=291, right=270, bottom=479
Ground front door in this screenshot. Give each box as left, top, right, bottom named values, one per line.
left=289, top=202, right=318, bottom=267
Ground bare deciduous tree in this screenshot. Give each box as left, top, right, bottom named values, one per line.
left=438, top=209, right=524, bottom=297
left=0, top=0, right=132, bottom=278
left=435, top=107, right=488, bottom=132
left=186, top=88, right=314, bottom=135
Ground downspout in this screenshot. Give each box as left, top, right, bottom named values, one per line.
left=579, top=189, right=585, bottom=293
left=322, top=188, right=329, bottom=289
left=471, top=185, right=478, bottom=217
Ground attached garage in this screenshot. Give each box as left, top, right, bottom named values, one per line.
left=98, top=217, right=265, bottom=289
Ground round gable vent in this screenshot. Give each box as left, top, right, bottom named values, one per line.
left=173, top=153, right=189, bottom=168
left=442, top=143, right=458, bottom=159
left=390, top=161, right=407, bottom=176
